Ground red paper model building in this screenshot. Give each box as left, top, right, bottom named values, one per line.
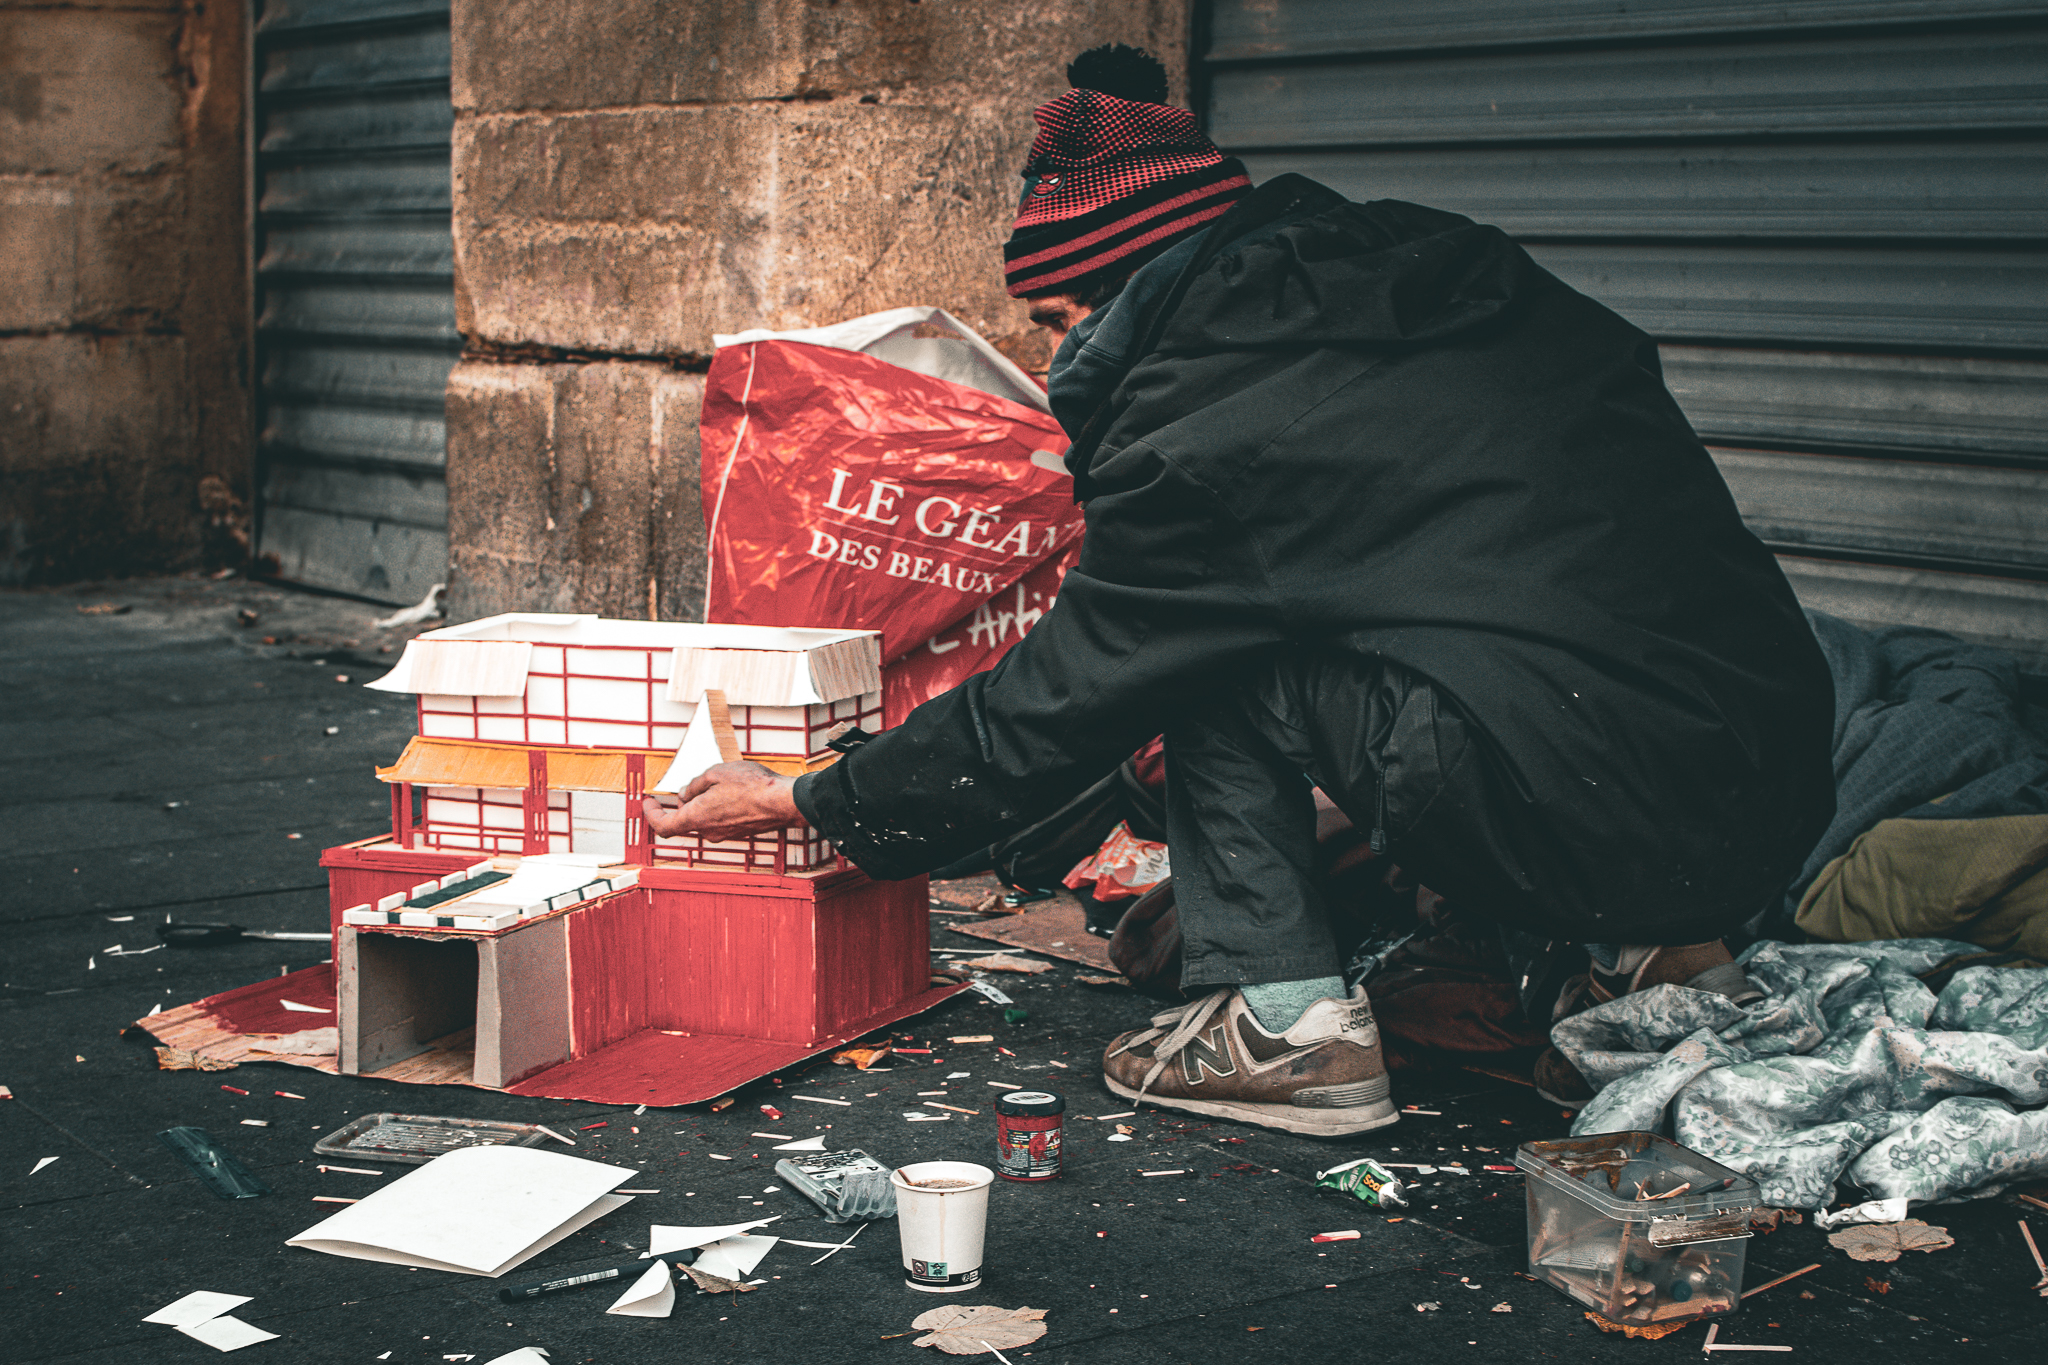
left=143, top=615, right=959, bottom=1106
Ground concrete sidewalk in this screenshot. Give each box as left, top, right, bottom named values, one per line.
left=3, top=578, right=2042, bottom=1363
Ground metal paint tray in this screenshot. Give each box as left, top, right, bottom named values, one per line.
left=314, top=1112, right=554, bottom=1164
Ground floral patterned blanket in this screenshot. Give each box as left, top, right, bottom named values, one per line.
left=1557, top=938, right=2048, bottom=1210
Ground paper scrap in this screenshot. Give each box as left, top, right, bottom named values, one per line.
left=606, top=1260, right=675, bottom=1318
left=1814, top=1197, right=1909, bottom=1230
left=176, top=1315, right=280, bottom=1352
left=277, top=999, right=331, bottom=1014
left=773, top=1136, right=827, bottom=1151
left=32, top=1156, right=58, bottom=1175
left=647, top=1216, right=780, bottom=1258
left=481, top=1351, right=551, bottom=1365
left=693, top=1234, right=777, bottom=1281
left=144, top=1291, right=253, bottom=1327
left=287, top=1145, right=637, bottom=1277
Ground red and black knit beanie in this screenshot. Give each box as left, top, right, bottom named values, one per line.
left=1003, top=45, right=1251, bottom=299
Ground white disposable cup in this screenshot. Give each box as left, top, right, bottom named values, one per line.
left=890, top=1160, right=994, bottom=1292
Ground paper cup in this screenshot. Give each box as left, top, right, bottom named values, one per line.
left=890, top=1161, right=994, bottom=1292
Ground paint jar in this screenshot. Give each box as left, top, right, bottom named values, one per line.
left=1517, top=1131, right=1757, bottom=1329
left=994, top=1089, right=1064, bottom=1181
left=890, top=1161, right=995, bottom=1292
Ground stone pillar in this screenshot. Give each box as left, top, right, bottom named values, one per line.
left=0, top=0, right=249, bottom=584
left=444, top=0, right=1186, bottom=620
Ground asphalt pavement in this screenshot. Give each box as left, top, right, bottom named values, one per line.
left=4, top=577, right=2043, bottom=1363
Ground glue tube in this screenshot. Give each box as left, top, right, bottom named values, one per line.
left=1314, top=1155, right=1408, bottom=1208
left=993, top=1090, right=1064, bottom=1181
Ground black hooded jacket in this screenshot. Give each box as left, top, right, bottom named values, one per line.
left=796, top=176, right=1835, bottom=935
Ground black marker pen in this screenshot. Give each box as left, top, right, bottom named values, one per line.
left=496, top=1250, right=696, bottom=1304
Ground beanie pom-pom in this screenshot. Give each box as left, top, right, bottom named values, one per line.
left=1066, top=44, right=1169, bottom=105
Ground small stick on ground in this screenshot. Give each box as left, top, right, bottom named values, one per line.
left=1741, top=1263, right=1822, bottom=1299
left=2019, top=1219, right=2048, bottom=1294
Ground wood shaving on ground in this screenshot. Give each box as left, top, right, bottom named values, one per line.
left=1583, top=1310, right=1688, bottom=1339
left=909, top=1304, right=1048, bottom=1354
left=955, top=954, right=1054, bottom=975
left=154, top=1047, right=237, bottom=1072
left=1075, top=974, right=1129, bottom=986
left=1826, top=1218, right=1955, bottom=1262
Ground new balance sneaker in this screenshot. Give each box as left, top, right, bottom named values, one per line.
left=1101, top=985, right=1397, bottom=1136
left=1534, top=941, right=1764, bottom=1110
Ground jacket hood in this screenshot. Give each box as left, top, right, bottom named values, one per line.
left=1159, top=175, right=1533, bottom=353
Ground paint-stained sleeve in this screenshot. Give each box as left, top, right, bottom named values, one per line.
left=792, top=440, right=1279, bottom=881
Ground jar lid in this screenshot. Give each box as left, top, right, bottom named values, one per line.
left=995, top=1089, right=1065, bottom=1116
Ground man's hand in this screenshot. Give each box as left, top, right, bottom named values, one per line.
left=642, top=761, right=801, bottom=842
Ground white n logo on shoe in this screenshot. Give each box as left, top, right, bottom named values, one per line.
left=1179, top=1024, right=1237, bottom=1085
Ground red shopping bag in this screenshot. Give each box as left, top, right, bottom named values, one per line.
left=701, top=310, right=1083, bottom=724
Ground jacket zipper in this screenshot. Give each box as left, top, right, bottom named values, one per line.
left=1371, top=766, right=1388, bottom=855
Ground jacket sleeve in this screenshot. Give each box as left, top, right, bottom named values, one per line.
left=792, top=437, right=1281, bottom=880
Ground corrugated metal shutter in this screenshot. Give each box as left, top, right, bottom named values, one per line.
left=252, top=0, right=453, bottom=605
left=1200, top=0, right=2048, bottom=669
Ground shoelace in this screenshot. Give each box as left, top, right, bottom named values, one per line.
left=1116, top=988, right=1232, bottom=1100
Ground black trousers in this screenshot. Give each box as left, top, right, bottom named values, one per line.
left=1163, top=647, right=1714, bottom=991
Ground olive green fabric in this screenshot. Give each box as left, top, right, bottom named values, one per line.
left=1795, top=811, right=2048, bottom=959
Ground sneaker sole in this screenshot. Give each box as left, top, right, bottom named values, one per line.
left=1103, top=1075, right=1400, bottom=1137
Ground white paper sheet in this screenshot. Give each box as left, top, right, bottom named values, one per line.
left=650, top=695, right=728, bottom=795
left=144, top=1291, right=253, bottom=1326
left=277, top=999, right=330, bottom=1014
left=772, top=1136, right=827, bottom=1151
left=605, top=1260, right=675, bottom=1318
left=176, top=1315, right=280, bottom=1352
left=287, top=1146, right=637, bottom=1277
left=645, top=1216, right=780, bottom=1257
left=481, top=1349, right=551, bottom=1365
left=31, top=1156, right=58, bottom=1175
left=691, top=1234, right=777, bottom=1281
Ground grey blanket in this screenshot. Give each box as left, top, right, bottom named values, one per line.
left=1558, top=938, right=2048, bottom=1209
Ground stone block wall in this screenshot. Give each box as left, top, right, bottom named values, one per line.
left=0, top=0, right=250, bottom=584
left=445, top=0, right=1185, bottom=620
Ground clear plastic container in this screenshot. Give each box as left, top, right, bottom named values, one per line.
left=1516, top=1131, right=1757, bottom=1328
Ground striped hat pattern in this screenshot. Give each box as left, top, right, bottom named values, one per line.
left=1003, top=88, right=1251, bottom=298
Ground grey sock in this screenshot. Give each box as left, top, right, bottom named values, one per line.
left=1239, top=976, right=1347, bottom=1033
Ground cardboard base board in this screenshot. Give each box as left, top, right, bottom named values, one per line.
left=137, top=966, right=966, bottom=1106
left=945, top=894, right=1117, bottom=971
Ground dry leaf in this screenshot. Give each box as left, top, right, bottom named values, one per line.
left=832, top=1046, right=892, bottom=1070
left=910, top=1304, right=1048, bottom=1354
left=682, top=1264, right=756, bottom=1295
left=956, top=954, right=1054, bottom=975
left=1827, top=1218, right=1955, bottom=1262
left=154, top=1047, right=237, bottom=1073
